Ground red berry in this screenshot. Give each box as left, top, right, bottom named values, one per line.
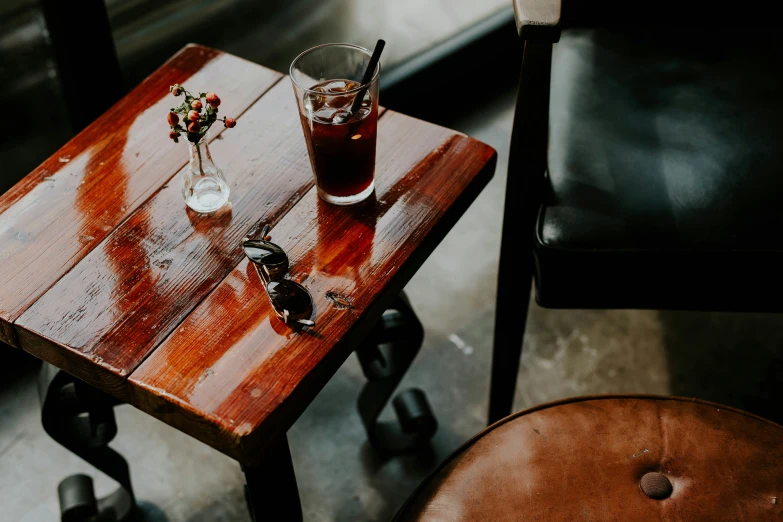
left=169, top=130, right=179, bottom=140
left=225, top=117, right=236, bottom=128
left=172, top=86, right=182, bottom=96
left=206, top=92, right=221, bottom=107
left=187, top=120, right=201, bottom=133
left=187, top=110, right=200, bottom=122
left=191, top=99, right=203, bottom=111
left=167, top=112, right=179, bottom=126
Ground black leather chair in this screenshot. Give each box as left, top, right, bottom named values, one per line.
left=488, top=1, right=783, bottom=423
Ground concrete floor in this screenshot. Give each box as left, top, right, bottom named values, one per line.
left=2, top=88, right=783, bottom=521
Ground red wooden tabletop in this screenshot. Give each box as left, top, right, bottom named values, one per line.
left=2, top=45, right=496, bottom=465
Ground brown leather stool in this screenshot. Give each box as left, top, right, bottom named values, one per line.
left=394, top=396, right=783, bottom=521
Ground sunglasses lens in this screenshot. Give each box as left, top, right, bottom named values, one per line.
left=243, top=240, right=287, bottom=266
left=267, top=280, right=313, bottom=315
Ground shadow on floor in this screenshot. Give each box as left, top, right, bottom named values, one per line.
left=332, top=443, right=441, bottom=522
left=659, top=310, right=783, bottom=424
left=138, top=501, right=171, bottom=522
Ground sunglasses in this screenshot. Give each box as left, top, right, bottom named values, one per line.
left=242, top=225, right=315, bottom=326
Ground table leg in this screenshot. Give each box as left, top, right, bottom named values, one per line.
left=355, top=293, right=437, bottom=454
left=39, top=362, right=137, bottom=521
left=243, top=435, right=302, bottom=522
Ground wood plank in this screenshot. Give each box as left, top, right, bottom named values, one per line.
left=127, top=111, right=496, bottom=463
left=0, top=45, right=281, bottom=346
left=15, top=80, right=346, bottom=397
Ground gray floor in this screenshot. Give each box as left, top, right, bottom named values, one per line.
left=2, top=88, right=783, bottom=522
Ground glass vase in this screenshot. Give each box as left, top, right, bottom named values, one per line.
left=183, top=136, right=230, bottom=213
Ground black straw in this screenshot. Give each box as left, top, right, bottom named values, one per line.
left=349, top=39, right=385, bottom=117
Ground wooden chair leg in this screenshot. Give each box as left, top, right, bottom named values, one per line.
left=487, top=198, right=534, bottom=425
left=487, top=40, right=552, bottom=426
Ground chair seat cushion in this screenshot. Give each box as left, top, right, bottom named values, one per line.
left=393, top=396, right=783, bottom=521
left=536, top=29, right=783, bottom=309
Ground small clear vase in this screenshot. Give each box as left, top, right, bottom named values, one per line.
left=183, top=136, right=230, bottom=213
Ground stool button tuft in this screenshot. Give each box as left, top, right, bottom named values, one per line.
left=640, top=472, right=673, bottom=500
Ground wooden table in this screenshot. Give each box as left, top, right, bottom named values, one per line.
left=1, top=45, right=496, bottom=520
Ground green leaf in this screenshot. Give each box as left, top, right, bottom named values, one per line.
left=173, top=137, right=179, bottom=143
left=199, top=92, right=207, bottom=98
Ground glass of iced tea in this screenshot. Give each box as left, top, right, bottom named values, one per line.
left=290, top=43, right=380, bottom=205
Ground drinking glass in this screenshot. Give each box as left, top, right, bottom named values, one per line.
left=290, top=43, right=380, bottom=206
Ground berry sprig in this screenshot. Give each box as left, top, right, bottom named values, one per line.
left=167, top=84, right=236, bottom=143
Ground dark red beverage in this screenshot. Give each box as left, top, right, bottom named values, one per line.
left=299, top=80, right=378, bottom=201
